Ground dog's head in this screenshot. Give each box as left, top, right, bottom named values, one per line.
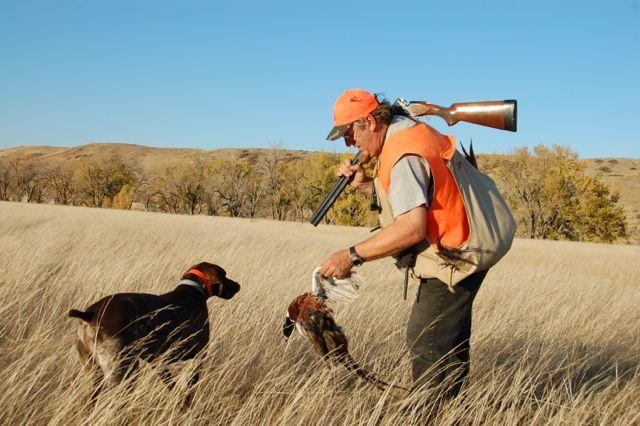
left=183, top=262, right=241, bottom=299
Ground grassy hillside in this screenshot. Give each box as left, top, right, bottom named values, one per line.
left=0, top=143, right=308, bottom=176
left=0, top=202, right=638, bottom=424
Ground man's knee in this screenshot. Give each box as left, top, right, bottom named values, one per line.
left=406, top=280, right=448, bottom=346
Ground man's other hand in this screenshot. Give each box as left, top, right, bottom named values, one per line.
left=337, top=159, right=368, bottom=189
left=319, top=249, right=352, bottom=278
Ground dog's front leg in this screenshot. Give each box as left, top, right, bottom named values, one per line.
left=182, top=363, right=202, bottom=408
left=157, top=364, right=199, bottom=409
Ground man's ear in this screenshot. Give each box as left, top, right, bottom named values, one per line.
left=365, top=114, right=379, bottom=132
left=364, top=114, right=382, bottom=132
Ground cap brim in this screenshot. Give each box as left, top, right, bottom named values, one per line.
left=326, top=124, right=350, bottom=141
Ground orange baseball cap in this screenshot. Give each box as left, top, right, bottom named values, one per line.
left=326, top=89, right=380, bottom=141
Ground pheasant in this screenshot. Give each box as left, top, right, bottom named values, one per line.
left=282, top=292, right=406, bottom=391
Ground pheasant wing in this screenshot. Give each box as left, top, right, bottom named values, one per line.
left=302, top=312, right=330, bottom=358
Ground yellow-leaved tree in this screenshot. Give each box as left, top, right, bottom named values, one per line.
left=112, top=184, right=134, bottom=210
left=319, top=153, right=377, bottom=227
left=485, top=145, right=627, bottom=243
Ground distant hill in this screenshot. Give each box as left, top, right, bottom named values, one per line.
left=0, top=143, right=308, bottom=175
left=2, top=142, right=639, bottom=241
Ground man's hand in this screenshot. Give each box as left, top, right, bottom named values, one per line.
left=337, top=159, right=369, bottom=189
left=318, top=249, right=352, bottom=278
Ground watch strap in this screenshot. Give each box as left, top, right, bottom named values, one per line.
left=349, top=246, right=364, bottom=266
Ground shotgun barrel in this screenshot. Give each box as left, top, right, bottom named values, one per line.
left=310, top=152, right=360, bottom=226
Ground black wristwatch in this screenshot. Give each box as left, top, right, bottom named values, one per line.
left=349, top=246, right=364, bottom=267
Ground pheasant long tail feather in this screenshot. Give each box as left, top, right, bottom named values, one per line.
left=337, top=353, right=408, bottom=392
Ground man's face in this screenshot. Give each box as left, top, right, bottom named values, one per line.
left=343, top=115, right=382, bottom=164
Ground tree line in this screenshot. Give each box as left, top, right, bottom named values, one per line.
left=0, top=147, right=376, bottom=227
left=0, top=144, right=629, bottom=243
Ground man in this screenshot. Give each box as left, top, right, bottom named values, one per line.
left=318, top=89, right=488, bottom=398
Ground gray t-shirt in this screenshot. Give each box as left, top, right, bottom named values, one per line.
left=384, top=116, right=432, bottom=218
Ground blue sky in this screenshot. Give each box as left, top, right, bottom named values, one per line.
left=1, top=0, right=638, bottom=158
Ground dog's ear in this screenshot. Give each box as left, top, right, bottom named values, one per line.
left=216, top=278, right=241, bottom=300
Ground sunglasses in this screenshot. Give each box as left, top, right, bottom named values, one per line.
left=344, top=118, right=367, bottom=139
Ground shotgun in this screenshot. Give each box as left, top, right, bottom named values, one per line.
left=310, top=152, right=360, bottom=226
left=310, top=99, right=517, bottom=226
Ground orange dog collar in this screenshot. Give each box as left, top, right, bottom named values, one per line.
left=186, top=268, right=211, bottom=296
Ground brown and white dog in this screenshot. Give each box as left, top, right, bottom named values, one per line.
left=69, top=262, right=240, bottom=405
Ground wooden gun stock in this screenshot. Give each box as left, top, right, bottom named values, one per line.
left=407, top=100, right=517, bottom=132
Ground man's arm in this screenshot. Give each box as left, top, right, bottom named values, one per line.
left=319, top=155, right=431, bottom=278
left=318, top=205, right=426, bottom=277
left=355, top=205, right=426, bottom=260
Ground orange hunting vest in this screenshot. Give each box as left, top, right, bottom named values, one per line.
left=376, top=122, right=470, bottom=249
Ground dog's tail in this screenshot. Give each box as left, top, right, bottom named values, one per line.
left=68, top=309, right=95, bottom=322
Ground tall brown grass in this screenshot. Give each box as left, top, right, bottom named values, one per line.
left=0, top=201, right=638, bottom=425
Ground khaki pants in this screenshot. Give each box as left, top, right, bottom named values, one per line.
left=406, top=270, right=488, bottom=397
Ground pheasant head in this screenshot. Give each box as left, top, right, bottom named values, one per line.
left=282, top=292, right=333, bottom=340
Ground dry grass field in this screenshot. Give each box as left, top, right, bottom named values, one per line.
left=0, top=201, right=639, bottom=425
